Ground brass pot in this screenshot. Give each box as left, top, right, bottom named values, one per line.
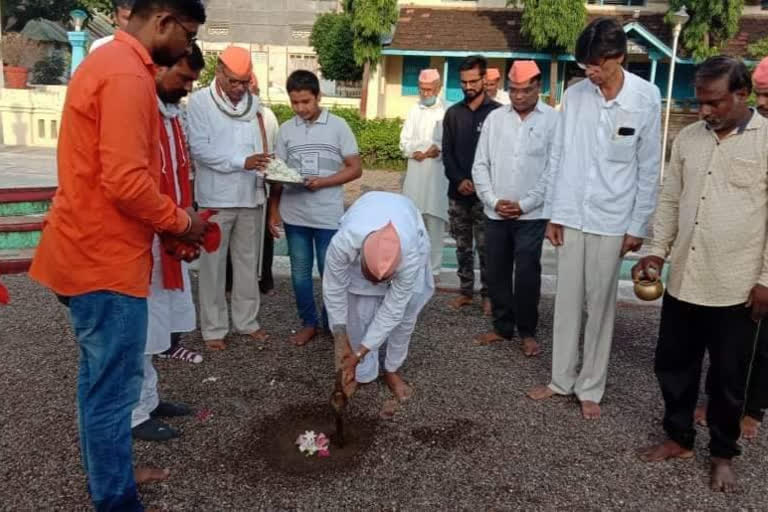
left=634, top=279, right=664, bottom=301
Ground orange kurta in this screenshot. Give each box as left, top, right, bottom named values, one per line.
left=29, top=31, right=189, bottom=298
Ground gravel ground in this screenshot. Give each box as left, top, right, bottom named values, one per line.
left=2, top=273, right=768, bottom=512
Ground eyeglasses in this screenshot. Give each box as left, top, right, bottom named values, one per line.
left=169, top=15, right=198, bottom=45
left=577, top=55, right=621, bottom=71
left=221, top=69, right=250, bottom=88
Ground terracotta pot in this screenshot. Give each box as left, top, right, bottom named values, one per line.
left=634, top=279, right=664, bottom=302
left=3, top=66, right=28, bottom=89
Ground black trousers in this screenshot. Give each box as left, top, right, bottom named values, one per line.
left=485, top=218, right=547, bottom=339
left=704, top=321, right=768, bottom=422
left=225, top=228, right=274, bottom=293
left=655, top=293, right=759, bottom=459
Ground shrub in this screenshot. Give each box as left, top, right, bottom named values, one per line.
left=197, top=54, right=218, bottom=89
left=32, top=53, right=68, bottom=85
left=357, top=118, right=405, bottom=170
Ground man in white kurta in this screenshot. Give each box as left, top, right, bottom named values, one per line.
left=187, top=46, right=270, bottom=350
left=323, top=192, right=435, bottom=403
left=131, top=46, right=205, bottom=441
left=527, top=19, right=661, bottom=420
left=486, top=68, right=511, bottom=106
left=400, top=68, right=449, bottom=279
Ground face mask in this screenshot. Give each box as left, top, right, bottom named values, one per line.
left=420, top=96, right=437, bottom=107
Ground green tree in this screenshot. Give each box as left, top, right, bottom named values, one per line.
left=197, top=53, right=218, bottom=89
left=309, top=12, right=362, bottom=82
left=748, top=37, right=768, bottom=60
left=666, top=0, right=744, bottom=61
left=514, top=0, right=587, bottom=106
left=346, top=0, right=398, bottom=117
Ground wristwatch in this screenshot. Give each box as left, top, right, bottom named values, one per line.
left=355, top=350, right=365, bottom=360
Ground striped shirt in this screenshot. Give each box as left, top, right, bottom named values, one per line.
left=275, top=109, right=359, bottom=229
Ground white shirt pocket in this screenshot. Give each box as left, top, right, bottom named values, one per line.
left=606, top=135, right=636, bottom=163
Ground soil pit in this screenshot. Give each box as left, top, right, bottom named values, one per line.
left=249, top=402, right=379, bottom=475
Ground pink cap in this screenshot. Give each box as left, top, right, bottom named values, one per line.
left=220, top=46, right=252, bottom=77
left=362, top=222, right=401, bottom=280
left=486, top=68, right=501, bottom=81
left=508, top=60, right=541, bottom=84
left=754, top=57, right=768, bottom=89
left=418, top=68, right=440, bottom=83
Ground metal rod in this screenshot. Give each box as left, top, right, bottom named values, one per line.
left=661, top=24, right=682, bottom=182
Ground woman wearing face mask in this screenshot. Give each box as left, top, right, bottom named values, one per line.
left=398, top=69, right=449, bottom=282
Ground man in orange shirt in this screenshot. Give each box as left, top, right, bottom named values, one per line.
left=29, top=1, right=206, bottom=510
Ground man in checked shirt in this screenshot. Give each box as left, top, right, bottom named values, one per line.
left=635, top=56, right=768, bottom=492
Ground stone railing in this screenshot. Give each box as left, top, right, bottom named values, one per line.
left=0, top=86, right=67, bottom=148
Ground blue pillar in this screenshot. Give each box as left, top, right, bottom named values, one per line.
left=68, top=31, right=88, bottom=76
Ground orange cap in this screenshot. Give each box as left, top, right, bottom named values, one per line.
left=219, top=46, right=252, bottom=77
left=508, top=60, right=540, bottom=84
left=486, top=68, right=501, bottom=81
left=362, top=222, right=401, bottom=281
left=754, top=57, right=768, bottom=89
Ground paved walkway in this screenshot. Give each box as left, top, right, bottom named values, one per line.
left=0, top=145, right=57, bottom=188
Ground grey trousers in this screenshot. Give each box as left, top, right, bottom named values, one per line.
left=199, top=207, right=263, bottom=341
left=548, top=227, right=623, bottom=404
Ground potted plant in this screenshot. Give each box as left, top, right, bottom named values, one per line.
left=2, top=33, right=43, bottom=89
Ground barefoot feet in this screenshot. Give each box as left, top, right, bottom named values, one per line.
left=473, top=331, right=505, bottom=346
left=449, top=295, right=473, bottom=310
left=204, top=339, right=226, bottom=351
left=134, top=466, right=170, bottom=485
left=521, top=337, right=540, bottom=357
left=291, top=326, right=317, bottom=347
left=384, top=372, right=413, bottom=402
left=581, top=400, right=601, bottom=420
left=710, top=457, right=738, bottom=492
left=637, top=439, right=694, bottom=462
left=527, top=385, right=556, bottom=401
left=741, top=415, right=761, bottom=440
left=246, top=329, right=270, bottom=343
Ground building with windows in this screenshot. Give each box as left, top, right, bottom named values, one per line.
left=363, top=0, right=768, bottom=119
left=197, top=0, right=362, bottom=104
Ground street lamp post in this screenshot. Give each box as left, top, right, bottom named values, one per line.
left=660, top=6, right=690, bottom=181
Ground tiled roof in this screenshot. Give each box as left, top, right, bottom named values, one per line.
left=388, top=7, right=768, bottom=59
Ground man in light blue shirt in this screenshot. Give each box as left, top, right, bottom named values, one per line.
left=528, top=18, right=661, bottom=420
left=268, top=70, right=362, bottom=347
left=471, top=61, right=558, bottom=357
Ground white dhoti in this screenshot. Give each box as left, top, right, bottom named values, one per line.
left=422, top=214, right=445, bottom=277
left=132, top=236, right=196, bottom=428
left=347, top=286, right=433, bottom=383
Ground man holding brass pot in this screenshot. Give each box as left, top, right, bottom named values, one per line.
left=634, top=56, right=768, bottom=493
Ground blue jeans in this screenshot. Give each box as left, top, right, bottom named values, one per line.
left=284, top=223, right=336, bottom=328
left=69, top=291, right=147, bottom=512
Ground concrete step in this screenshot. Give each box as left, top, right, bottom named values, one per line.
left=0, top=214, right=45, bottom=233
left=0, top=247, right=35, bottom=275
